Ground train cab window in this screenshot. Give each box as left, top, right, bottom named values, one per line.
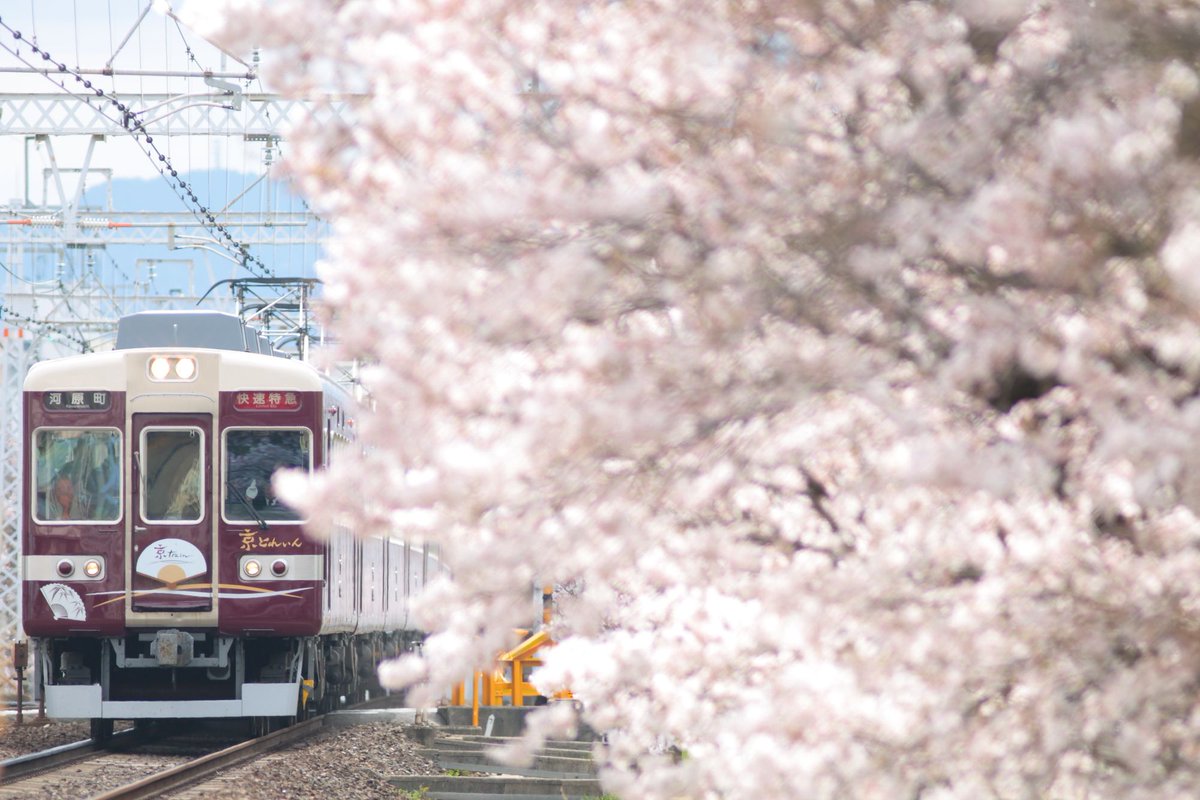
left=223, top=428, right=311, bottom=523
left=32, top=428, right=121, bottom=524
left=141, top=428, right=204, bottom=522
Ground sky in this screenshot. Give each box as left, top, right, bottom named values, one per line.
left=0, top=1, right=322, bottom=302
left=0, top=1, right=271, bottom=201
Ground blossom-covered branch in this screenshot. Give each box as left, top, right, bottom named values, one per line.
left=195, top=1, right=1200, bottom=796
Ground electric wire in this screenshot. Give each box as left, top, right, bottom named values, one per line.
left=56, top=274, right=82, bottom=326
left=0, top=37, right=261, bottom=278
left=0, top=256, right=54, bottom=286
left=136, top=0, right=144, bottom=99
left=167, top=5, right=204, bottom=73
left=107, top=0, right=116, bottom=94
left=0, top=299, right=91, bottom=352
left=0, top=16, right=276, bottom=278
left=101, top=250, right=133, bottom=285
left=72, top=0, right=79, bottom=69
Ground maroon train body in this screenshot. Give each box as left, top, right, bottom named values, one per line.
left=20, top=310, right=441, bottom=738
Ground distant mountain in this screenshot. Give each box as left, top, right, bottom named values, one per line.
left=15, top=171, right=326, bottom=299
left=83, top=169, right=311, bottom=216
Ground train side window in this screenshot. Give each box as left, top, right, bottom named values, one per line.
left=141, top=428, right=204, bottom=522
left=32, top=428, right=122, bottom=524
left=223, top=428, right=312, bottom=524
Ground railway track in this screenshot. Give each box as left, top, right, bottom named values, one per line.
left=0, top=717, right=324, bottom=800
left=0, top=728, right=142, bottom=784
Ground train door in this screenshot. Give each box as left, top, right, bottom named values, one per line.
left=130, top=413, right=213, bottom=611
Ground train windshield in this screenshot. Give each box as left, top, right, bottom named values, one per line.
left=142, top=428, right=204, bottom=522
left=33, top=428, right=122, bottom=524
left=223, top=428, right=311, bottom=523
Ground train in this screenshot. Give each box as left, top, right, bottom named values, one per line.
left=20, top=309, right=443, bottom=739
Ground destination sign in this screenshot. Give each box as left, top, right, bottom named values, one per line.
left=233, top=391, right=301, bottom=411
left=43, top=391, right=111, bottom=412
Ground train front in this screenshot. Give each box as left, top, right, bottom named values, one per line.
left=20, top=312, right=327, bottom=734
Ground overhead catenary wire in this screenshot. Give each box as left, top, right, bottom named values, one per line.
left=101, top=250, right=133, bottom=285
left=56, top=274, right=82, bottom=323
left=167, top=5, right=205, bottom=74
left=0, top=15, right=277, bottom=279
left=0, top=46, right=272, bottom=280
left=107, top=0, right=117, bottom=95
left=136, top=0, right=144, bottom=106
left=0, top=256, right=54, bottom=286
left=72, top=0, right=80, bottom=69
left=0, top=298, right=92, bottom=352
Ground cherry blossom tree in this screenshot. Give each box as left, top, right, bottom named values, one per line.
left=194, top=1, right=1200, bottom=797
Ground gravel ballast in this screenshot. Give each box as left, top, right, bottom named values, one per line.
left=174, top=721, right=441, bottom=800
left=1, top=719, right=97, bottom=759
left=2, top=718, right=442, bottom=799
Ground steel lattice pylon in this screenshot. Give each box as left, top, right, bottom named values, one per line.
left=1, top=332, right=33, bottom=699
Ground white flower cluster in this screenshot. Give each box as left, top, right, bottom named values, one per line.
left=194, top=0, right=1200, bottom=796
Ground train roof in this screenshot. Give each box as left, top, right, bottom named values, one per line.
left=24, top=348, right=325, bottom=393
left=24, top=310, right=329, bottom=393
left=20, top=311, right=367, bottom=403
left=115, top=310, right=282, bottom=356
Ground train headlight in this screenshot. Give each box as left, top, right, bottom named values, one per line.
left=243, top=559, right=262, bottom=578
left=271, top=558, right=288, bottom=577
left=174, top=357, right=196, bottom=380
left=56, top=559, right=74, bottom=577
left=149, top=356, right=171, bottom=380
left=147, top=355, right=198, bottom=382
left=83, top=559, right=102, bottom=578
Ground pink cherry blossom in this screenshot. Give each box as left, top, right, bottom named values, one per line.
left=192, top=1, right=1200, bottom=796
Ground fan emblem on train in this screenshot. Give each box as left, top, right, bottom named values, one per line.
left=39, top=583, right=86, bottom=621
left=135, top=538, right=207, bottom=588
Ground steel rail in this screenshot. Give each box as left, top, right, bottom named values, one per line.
left=87, top=716, right=326, bottom=800
left=0, top=728, right=140, bottom=783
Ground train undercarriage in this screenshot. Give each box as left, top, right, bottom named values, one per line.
left=33, top=631, right=422, bottom=741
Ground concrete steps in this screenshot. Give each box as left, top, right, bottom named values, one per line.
left=436, top=734, right=595, bottom=753
left=387, top=775, right=604, bottom=799
left=422, top=747, right=597, bottom=779
left=430, top=738, right=594, bottom=760
left=433, top=725, right=487, bottom=736
left=389, top=707, right=606, bottom=800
